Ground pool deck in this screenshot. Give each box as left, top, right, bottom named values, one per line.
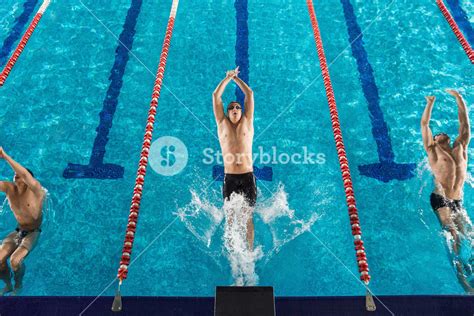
left=0, top=295, right=473, bottom=315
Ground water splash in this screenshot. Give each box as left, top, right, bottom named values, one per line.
left=40, top=187, right=56, bottom=233
left=0, top=197, right=8, bottom=216
left=256, top=184, right=321, bottom=264
left=175, top=190, right=224, bottom=248
left=465, top=172, right=474, bottom=189
left=174, top=189, right=226, bottom=270
left=416, top=157, right=432, bottom=196
left=176, top=182, right=320, bottom=286
left=416, top=157, right=434, bottom=231
left=222, top=193, right=263, bottom=286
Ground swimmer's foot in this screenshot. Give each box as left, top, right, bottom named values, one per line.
left=1, top=283, right=13, bottom=296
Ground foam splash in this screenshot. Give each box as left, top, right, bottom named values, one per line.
left=40, top=187, right=56, bottom=233
left=466, top=172, right=474, bottom=189
left=175, top=190, right=224, bottom=248
left=416, top=157, right=432, bottom=195
left=176, top=182, right=320, bottom=286
left=223, top=193, right=263, bottom=286
left=256, top=184, right=321, bottom=263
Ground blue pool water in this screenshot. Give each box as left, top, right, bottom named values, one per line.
left=0, top=0, right=472, bottom=299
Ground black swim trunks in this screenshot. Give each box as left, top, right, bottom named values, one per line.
left=430, top=193, right=463, bottom=213
left=2, top=227, right=41, bottom=252
left=223, top=172, right=257, bottom=207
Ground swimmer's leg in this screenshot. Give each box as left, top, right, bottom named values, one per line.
left=453, top=211, right=469, bottom=236
left=455, top=260, right=474, bottom=294
left=436, top=207, right=474, bottom=292
left=0, top=243, right=16, bottom=295
left=436, top=207, right=462, bottom=253
left=453, top=211, right=474, bottom=287
left=244, top=175, right=257, bottom=252
left=245, top=207, right=255, bottom=251
left=10, top=247, right=29, bottom=295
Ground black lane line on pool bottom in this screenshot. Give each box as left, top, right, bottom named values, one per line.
left=0, top=0, right=39, bottom=68
left=340, top=0, right=416, bottom=183
left=63, top=0, right=143, bottom=179
left=213, top=0, right=273, bottom=182
left=234, top=0, right=249, bottom=110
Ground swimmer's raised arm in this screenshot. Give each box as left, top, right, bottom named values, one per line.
left=212, top=71, right=235, bottom=124
left=232, top=69, right=254, bottom=121
left=0, top=147, right=42, bottom=195
left=447, top=90, right=471, bottom=148
left=421, top=96, right=436, bottom=151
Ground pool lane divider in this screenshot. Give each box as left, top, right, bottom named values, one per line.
left=0, top=0, right=39, bottom=68
left=305, top=0, right=375, bottom=312
left=63, top=0, right=144, bottom=179
left=112, top=0, right=179, bottom=312
left=436, top=0, right=474, bottom=63
left=0, top=0, right=50, bottom=87
left=340, top=0, right=416, bottom=183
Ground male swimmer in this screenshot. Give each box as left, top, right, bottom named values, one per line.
left=0, top=147, right=44, bottom=295
left=421, top=89, right=473, bottom=293
left=213, top=66, right=256, bottom=250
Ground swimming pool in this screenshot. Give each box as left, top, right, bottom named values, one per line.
left=0, top=0, right=472, bottom=301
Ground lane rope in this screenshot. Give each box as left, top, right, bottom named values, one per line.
left=436, top=0, right=474, bottom=63
left=0, top=0, right=51, bottom=86
left=112, top=0, right=179, bottom=312
left=305, top=0, right=375, bottom=312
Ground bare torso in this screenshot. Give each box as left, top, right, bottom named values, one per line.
left=427, top=142, right=467, bottom=200
left=218, top=116, right=254, bottom=174
left=6, top=185, right=44, bottom=231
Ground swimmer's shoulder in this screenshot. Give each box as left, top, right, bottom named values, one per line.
left=425, top=143, right=438, bottom=158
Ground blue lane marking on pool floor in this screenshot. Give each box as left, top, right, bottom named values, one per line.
left=234, top=0, right=249, bottom=109
left=340, top=0, right=416, bottom=183
left=445, top=0, right=474, bottom=46
left=0, top=0, right=39, bottom=67
left=63, top=0, right=143, bottom=179
left=222, top=0, right=272, bottom=182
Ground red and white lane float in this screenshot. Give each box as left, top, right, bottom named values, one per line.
left=112, top=0, right=179, bottom=312
left=436, top=0, right=474, bottom=63
left=305, top=0, right=376, bottom=312
left=0, top=0, right=51, bottom=87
